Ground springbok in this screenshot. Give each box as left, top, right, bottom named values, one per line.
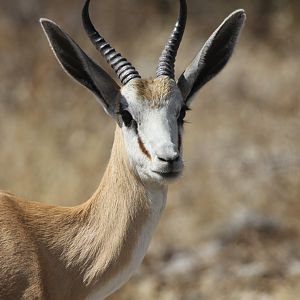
left=0, top=0, right=245, bottom=299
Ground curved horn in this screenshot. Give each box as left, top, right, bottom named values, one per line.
left=156, top=0, right=187, bottom=79
left=82, top=0, right=141, bottom=85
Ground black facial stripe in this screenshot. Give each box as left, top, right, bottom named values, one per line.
left=138, top=134, right=151, bottom=159
left=178, top=130, right=182, bottom=152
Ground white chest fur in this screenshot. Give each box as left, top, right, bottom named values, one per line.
left=86, top=185, right=167, bottom=300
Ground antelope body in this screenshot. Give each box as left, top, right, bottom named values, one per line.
left=0, top=0, right=245, bottom=299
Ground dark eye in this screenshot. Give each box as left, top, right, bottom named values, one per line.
left=121, top=110, right=134, bottom=127
left=178, top=106, right=186, bottom=124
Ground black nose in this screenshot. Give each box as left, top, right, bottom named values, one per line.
left=157, top=155, right=180, bottom=164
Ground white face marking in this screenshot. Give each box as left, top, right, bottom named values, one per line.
left=119, top=78, right=185, bottom=184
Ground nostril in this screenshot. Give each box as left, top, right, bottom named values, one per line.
left=157, top=155, right=179, bottom=163
left=157, top=157, right=168, bottom=163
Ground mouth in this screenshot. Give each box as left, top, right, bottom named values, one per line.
left=152, top=170, right=182, bottom=180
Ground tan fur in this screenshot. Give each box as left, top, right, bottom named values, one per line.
left=0, top=126, right=151, bottom=300
left=132, top=76, right=174, bottom=107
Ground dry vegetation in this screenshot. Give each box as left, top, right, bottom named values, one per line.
left=1, top=0, right=300, bottom=299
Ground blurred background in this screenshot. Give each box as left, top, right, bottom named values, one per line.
left=1, top=0, right=300, bottom=299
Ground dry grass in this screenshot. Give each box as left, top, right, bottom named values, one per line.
left=1, top=0, right=300, bottom=299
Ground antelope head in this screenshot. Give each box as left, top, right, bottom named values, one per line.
left=40, top=0, right=245, bottom=184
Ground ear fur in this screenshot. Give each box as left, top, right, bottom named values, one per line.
left=40, top=18, right=120, bottom=117
left=178, top=9, right=246, bottom=104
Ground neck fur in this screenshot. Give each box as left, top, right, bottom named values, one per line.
left=62, top=126, right=166, bottom=291
left=16, top=125, right=166, bottom=300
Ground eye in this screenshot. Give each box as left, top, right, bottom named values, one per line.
left=177, top=106, right=186, bottom=124
left=121, top=110, right=134, bottom=127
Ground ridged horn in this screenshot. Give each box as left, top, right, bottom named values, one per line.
left=82, top=0, right=141, bottom=85
left=156, top=0, right=187, bottom=79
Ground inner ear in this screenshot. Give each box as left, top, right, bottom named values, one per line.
left=40, top=18, right=120, bottom=118
left=178, top=9, right=246, bottom=103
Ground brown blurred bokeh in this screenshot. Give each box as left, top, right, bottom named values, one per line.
left=1, top=0, right=300, bottom=299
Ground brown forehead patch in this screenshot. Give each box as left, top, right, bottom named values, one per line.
left=132, top=77, right=174, bottom=107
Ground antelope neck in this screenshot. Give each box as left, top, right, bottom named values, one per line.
left=68, top=126, right=166, bottom=297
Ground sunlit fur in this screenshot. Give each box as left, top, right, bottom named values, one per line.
left=0, top=127, right=166, bottom=299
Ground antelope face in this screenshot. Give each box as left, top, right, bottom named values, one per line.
left=41, top=0, right=245, bottom=184
left=120, top=77, right=185, bottom=183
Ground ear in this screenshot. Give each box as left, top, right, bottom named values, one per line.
left=40, top=18, right=120, bottom=117
left=177, top=9, right=246, bottom=105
